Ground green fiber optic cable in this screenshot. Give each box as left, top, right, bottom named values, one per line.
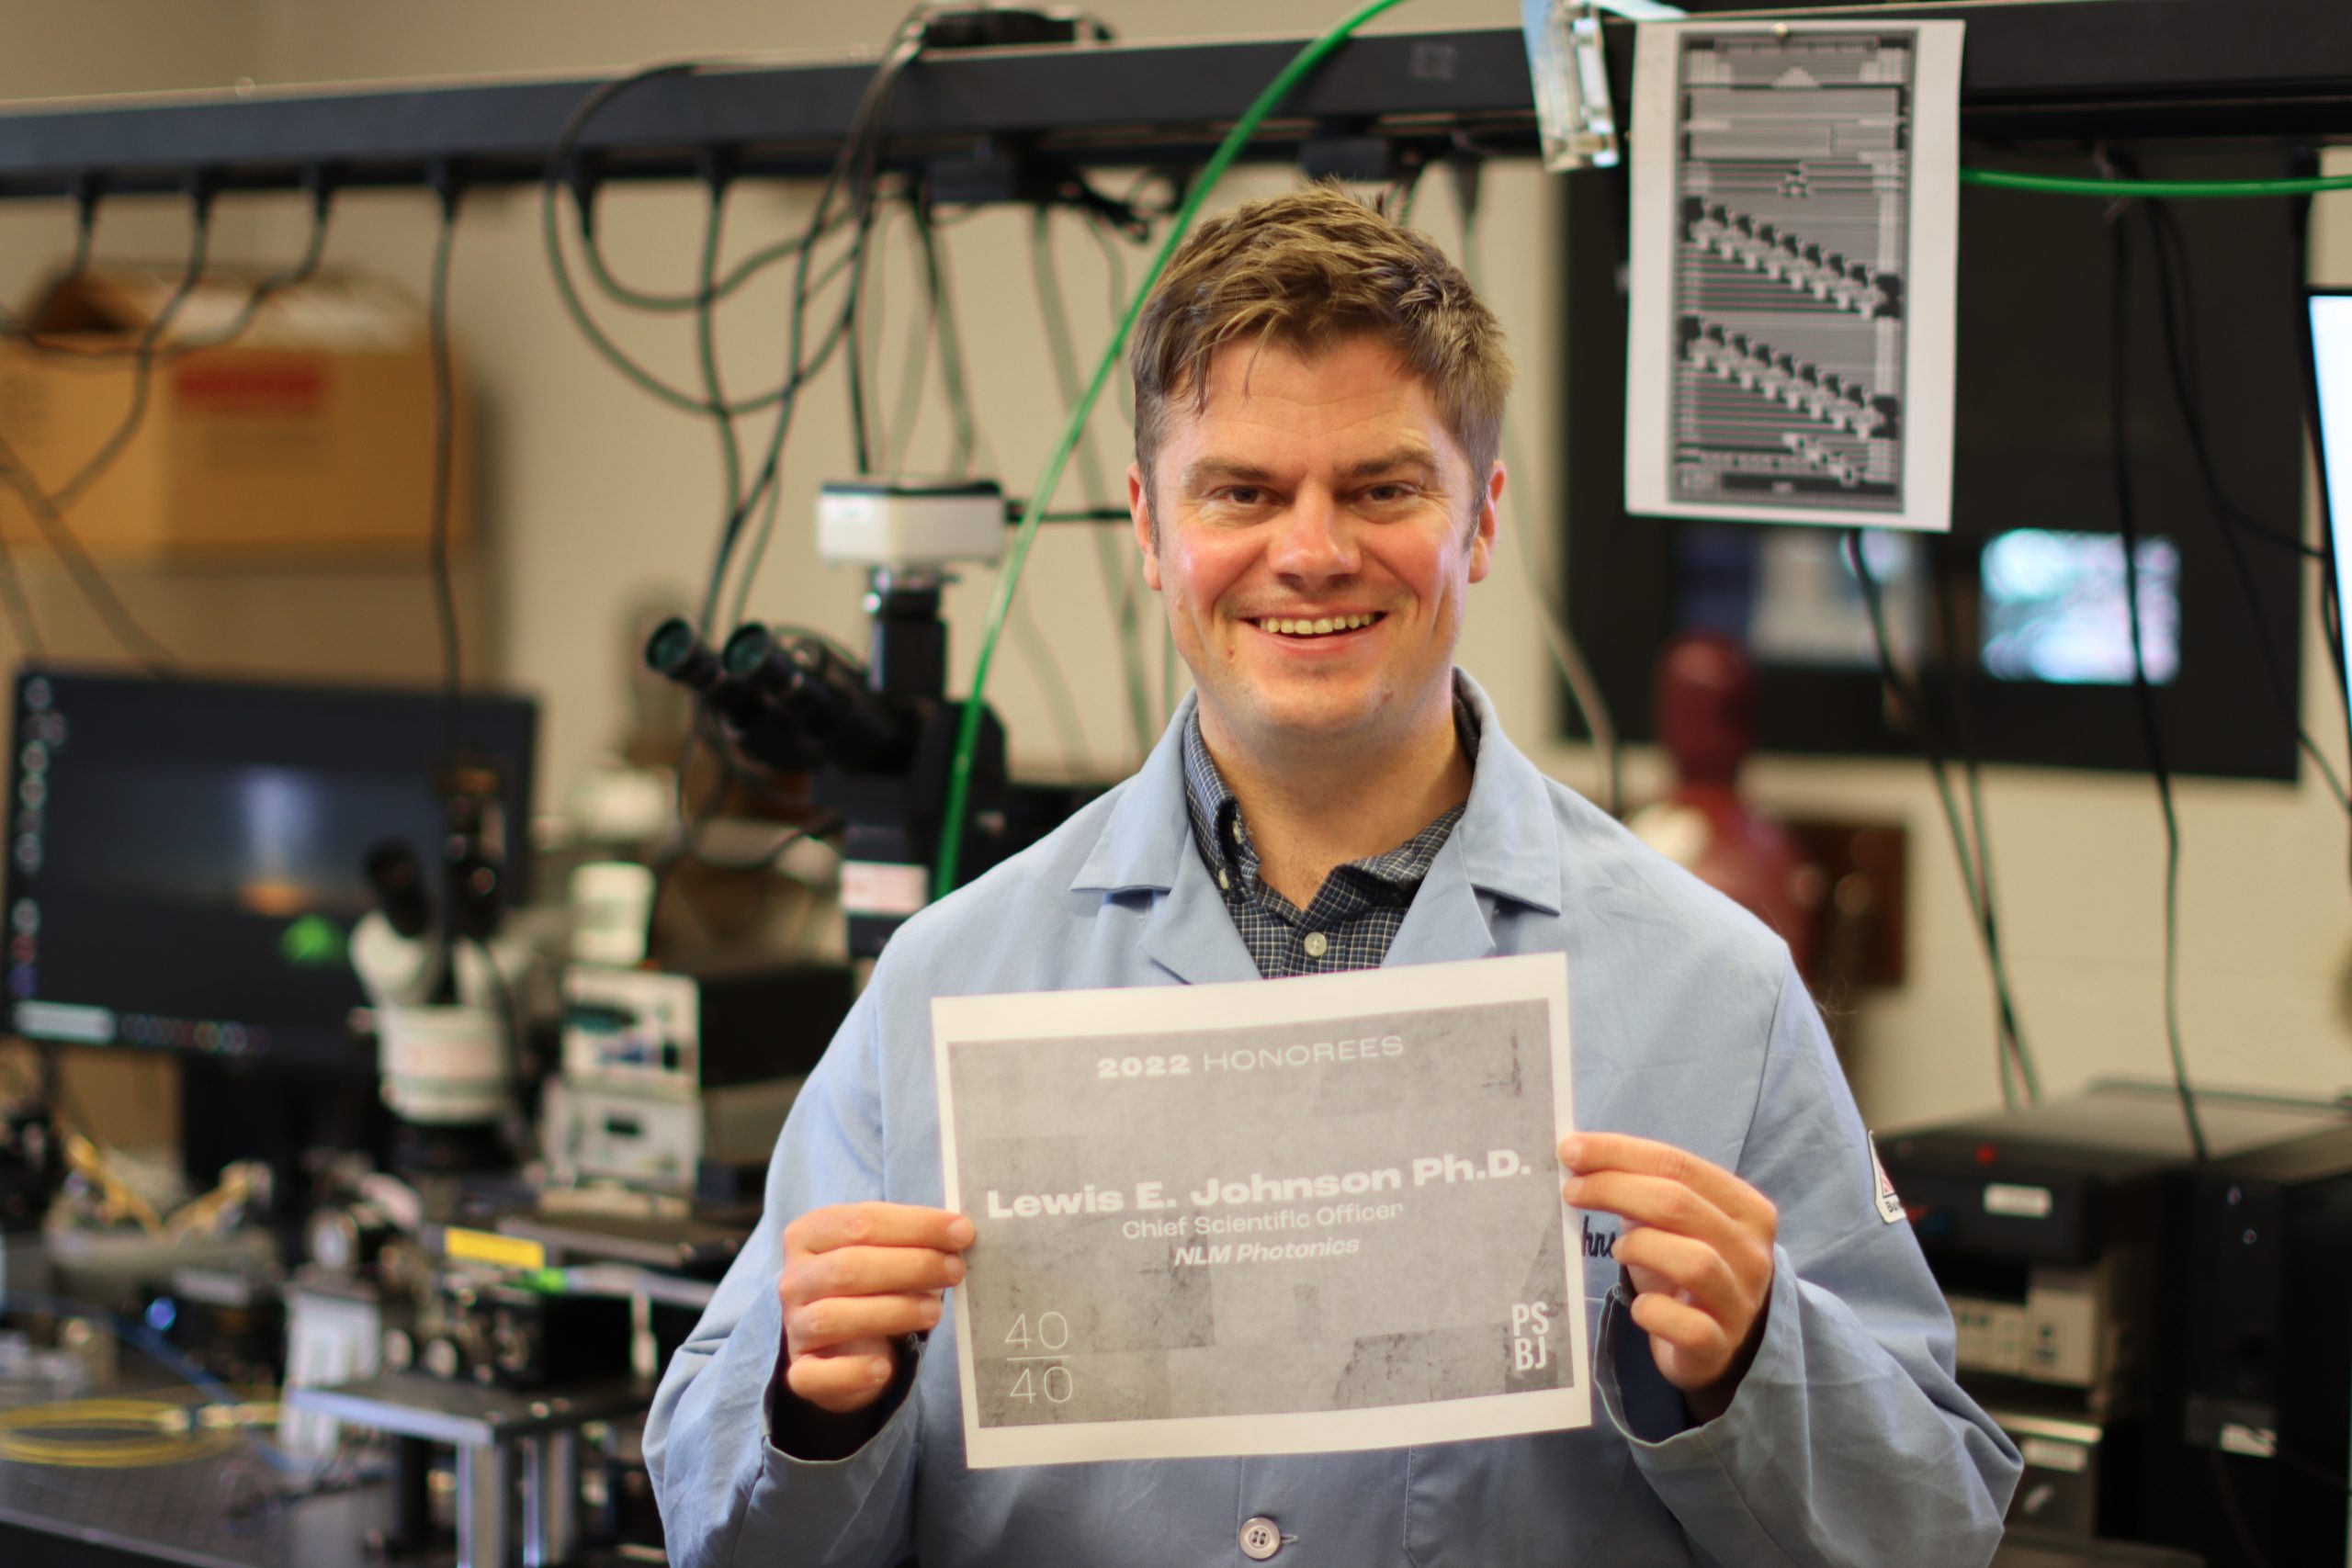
left=933, top=28, right=2350, bottom=900
left=1960, top=169, right=2352, bottom=198
left=932, top=0, right=1416, bottom=900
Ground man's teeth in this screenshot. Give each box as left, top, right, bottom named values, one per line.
left=1261, top=614, right=1377, bottom=637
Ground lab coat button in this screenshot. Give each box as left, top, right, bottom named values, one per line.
left=1302, top=931, right=1329, bottom=959
left=1239, top=1517, right=1283, bottom=1561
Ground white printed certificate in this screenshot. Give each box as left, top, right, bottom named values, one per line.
left=933, top=953, right=1588, bottom=1470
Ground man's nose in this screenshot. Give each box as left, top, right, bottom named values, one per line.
left=1265, top=488, right=1359, bottom=582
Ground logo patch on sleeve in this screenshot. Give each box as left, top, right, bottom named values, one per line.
left=1868, top=1132, right=1906, bottom=1224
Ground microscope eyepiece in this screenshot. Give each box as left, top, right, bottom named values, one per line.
left=646, top=617, right=722, bottom=690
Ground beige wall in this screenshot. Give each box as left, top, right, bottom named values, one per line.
left=4, top=3, right=2349, bottom=1140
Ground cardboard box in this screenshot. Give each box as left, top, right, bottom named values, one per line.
left=0, top=266, right=471, bottom=560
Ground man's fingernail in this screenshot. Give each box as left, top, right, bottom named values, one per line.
left=944, top=1255, right=967, bottom=1282
left=948, top=1216, right=977, bottom=1247
left=871, top=1359, right=894, bottom=1386
left=1560, top=1176, right=1583, bottom=1201
left=1557, top=1136, right=1584, bottom=1166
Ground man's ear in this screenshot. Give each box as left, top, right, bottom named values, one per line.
left=1129, top=462, right=1162, bottom=591
left=1467, top=459, right=1503, bottom=585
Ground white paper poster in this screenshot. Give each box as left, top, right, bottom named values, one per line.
left=933, top=953, right=1586, bottom=1469
left=1625, top=19, right=1965, bottom=533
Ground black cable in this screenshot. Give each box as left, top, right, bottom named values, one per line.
left=705, top=226, right=876, bottom=633
left=162, top=177, right=335, bottom=360
left=712, top=6, right=934, bottom=629
left=425, top=173, right=464, bottom=767
left=1076, top=207, right=1178, bottom=723
left=694, top=162, right=745, bottom=542
left=62, top=185, right=97, bottom=282
left=0, top=182, right=96, bottom=347
left=540, top=62, right=785, bottom=419
left=714, top=191, right=879, bottom=631
left=0, top=176, right=321, bottom=674
left=904, top=186, right=1088, bottom=768
left=541, top=62, right=863, bottom=423
left=2141, top=198, right=2348, bottom=809
left=1847, top=530, right=2041, bottom=1106
left=1928, top=539, right=2039, bottom=1104
left=1382, top=159, right=1427, bottom=227
left=828, top=9, right=938, bottom=484
left=0, top=445, right=165, bottom=672
left=577, top=184, right=846, bottom=315
left=1010, top=596, right=1093, bottom=774
left=15, top=180, right=334, bottom=372
left=1032, top=205, right=1151, bottom=761
left=910, top=193, right=978, bottom=477
left=1452, top=162, right=1623, bottom=813
left=50, top=186, right=214, bottom=513
left=1082, top=209, right=1140, bottom=432
left=832, top=15, right=933, bottom=480
left=2108, top=212, right=2208, bottom=1163
left=2113, top=204, right=2312, bottom=570
left=884, top=199, right=934, bottom=472
left=843, top=209, right=880, bottom=480
left=0, top=504, right=42, bottom=662
left=0, top=182, right=215, bottom=675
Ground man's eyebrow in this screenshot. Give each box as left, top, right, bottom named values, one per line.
left=1179, top=448, right=1442, bottom=491
left=1341, top=446, right=1442, bottom=480
left=1180, top=457, right=1277, bottom=491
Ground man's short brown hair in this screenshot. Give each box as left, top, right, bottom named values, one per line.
left=1129, top=184, right=1512, bottom=519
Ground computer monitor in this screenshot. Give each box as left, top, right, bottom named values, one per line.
left=2306, top=288, right=2352, bottom=733
left=1567, top=150, right=2307, bottom=779
left=5, top=669, right=537, bottom=1071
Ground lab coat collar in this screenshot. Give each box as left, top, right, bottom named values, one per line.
left=1069, top=672, right=1564, bottom=983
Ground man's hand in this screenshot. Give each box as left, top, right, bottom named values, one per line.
left=778, top=1203, right=974, bottom=1415
left=1557, top=1133, right=1777, bottom=1423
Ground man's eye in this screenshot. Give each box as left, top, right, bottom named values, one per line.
left=1363, top=483, right=1417, bottom=503
left=1224, top=487, right=1266, bottom=507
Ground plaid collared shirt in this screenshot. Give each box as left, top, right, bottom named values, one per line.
left=1181, top=684, right=1481, bottom=978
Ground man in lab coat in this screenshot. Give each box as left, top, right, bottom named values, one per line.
left=646, top=185, right=2018, bottom=1567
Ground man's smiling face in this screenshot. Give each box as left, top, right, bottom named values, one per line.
left=1132, top=333, right=1500, bottom=767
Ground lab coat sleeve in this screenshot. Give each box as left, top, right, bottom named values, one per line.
left=643, top=987, right=922, bottom=1568
left=1596, top=960, right=2021, bottom=1568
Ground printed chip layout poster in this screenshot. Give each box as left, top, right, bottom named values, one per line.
left=1624, top=18, right=1964, bottom=532
left=933, top=953, right=1587, bottom=1469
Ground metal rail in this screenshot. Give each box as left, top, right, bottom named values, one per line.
left=0, top=1, right=2347, bottom=202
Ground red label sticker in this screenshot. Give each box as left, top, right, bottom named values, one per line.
left=172, top=357, right=327, bottom=412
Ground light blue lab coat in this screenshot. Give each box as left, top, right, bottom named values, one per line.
left=645, top=676, right=2019, bottom=1567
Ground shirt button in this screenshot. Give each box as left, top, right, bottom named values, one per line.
left=1239, top=1517, right=1283, bottom=1561
left=1216, top=868, right=1231, bottom=891
left=1230, top=818, right=1245, bottom=846
left=1302, top=931, right=1329, bottom=959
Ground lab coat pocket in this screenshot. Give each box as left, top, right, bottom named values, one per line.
left=1400, top=1296, right=1631, bottom=1568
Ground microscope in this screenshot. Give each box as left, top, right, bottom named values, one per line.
left=647, top=479, right=1093, bottom=957
left=350, top=757, right=535, bottom=1175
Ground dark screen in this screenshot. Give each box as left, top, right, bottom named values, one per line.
left=1563, top=149, right=2306, bottom=779
left=6, top=669, right=537, bottom=1068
